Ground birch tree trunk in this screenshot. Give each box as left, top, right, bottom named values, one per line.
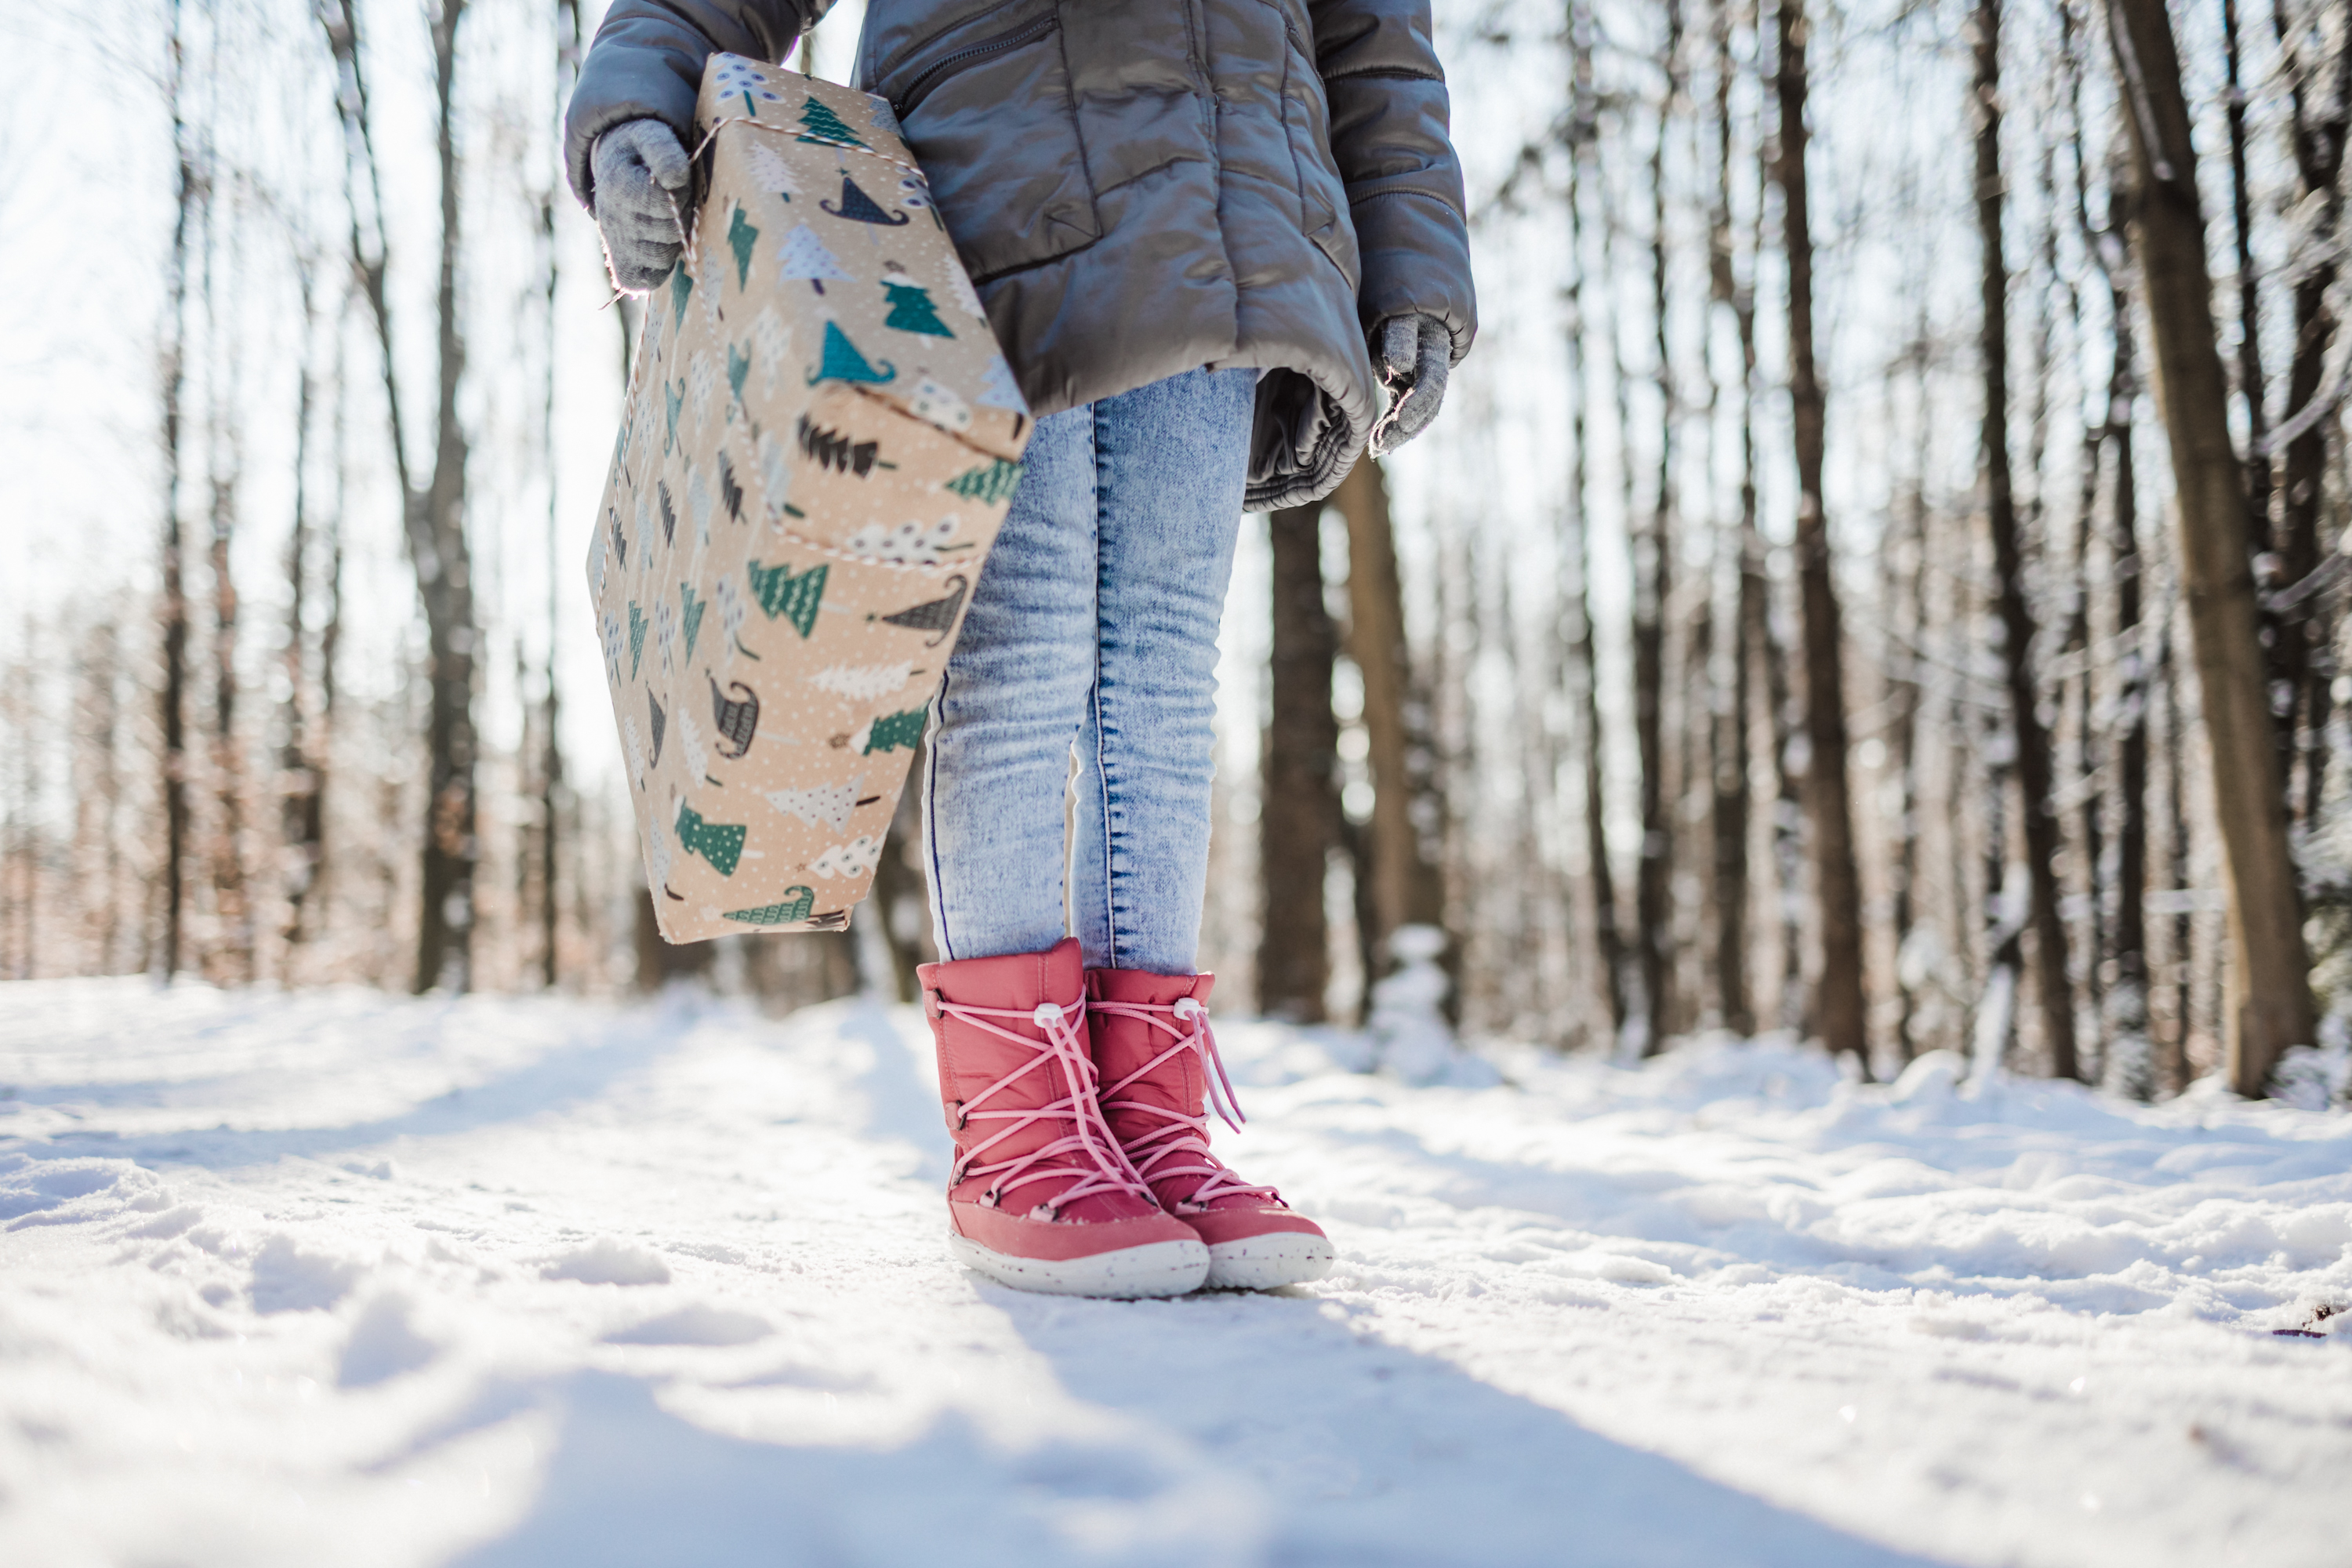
left=1772, top=0, right=1870, bottom=1069
left=2105, top=0, right=2318, bottom=1093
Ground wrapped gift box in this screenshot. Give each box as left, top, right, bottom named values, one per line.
left=590, top=56, right=1030, bottom=942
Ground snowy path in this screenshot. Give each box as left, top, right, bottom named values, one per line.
left=2, top=982, right=2347, bottom=1567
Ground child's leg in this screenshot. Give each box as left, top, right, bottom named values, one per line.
left=1069, top=367, right=1258, bottom=973
left=921, top=404, right=1100, bottom=961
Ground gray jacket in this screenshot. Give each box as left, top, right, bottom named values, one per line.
left=566, top=0, right=1475, bottom=509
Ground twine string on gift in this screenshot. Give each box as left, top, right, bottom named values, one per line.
left=668, top=114, right=929, bottom=271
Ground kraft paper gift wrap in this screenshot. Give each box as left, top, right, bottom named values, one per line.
left=590, top=57, right=1032, bottom=943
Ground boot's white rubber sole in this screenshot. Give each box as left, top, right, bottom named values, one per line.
left=949, top=1233, right=1210, bottom=1298
left=1205, top=1232, right=1336, bottom=1290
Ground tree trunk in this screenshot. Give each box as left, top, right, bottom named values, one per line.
left=1708, top=0, right=1755, bottom=1037
left=2107, top=253, right=2154, bottom=1094
left=541, top=0, right=585, bottom=989
left=2224, top=0, right=2270, bottom=530
left=200, top=116, right=250, bottom=984
left=412, top=0, right=478, bottom=994
left=1633, top=0, right=1685, bottom=1052
left=1260, top=503, right=1342, bottom=1021
left=1762, top=555, right=1805, bottom=1028
left=280, top=278, right=322, bottom=960
left=318, top=0, right=481, bottom=993
left=1560, top=60, right=1624, bottom=1042
left=2161, top=601, right=2194, bottom=1095
left=1889, top=327, right=1930, bottom=1063
left=2106, top=0, right=2318, bottom=1093
left=2267, top=5, right=2352, bottom=830
left=158, top=0, right=194, bottom=981
left=1976, top=0, right=2078, bottom=1080
left=1334, top=458, right=1448, bottom=970
left=1772, top=0, right=1869, bottom=1070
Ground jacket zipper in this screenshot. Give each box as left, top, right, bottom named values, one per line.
left=897, top=14, right=1061, bottom=115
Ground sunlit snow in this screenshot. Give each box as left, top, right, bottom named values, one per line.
left=2, top=982, right=2347, bottom=1566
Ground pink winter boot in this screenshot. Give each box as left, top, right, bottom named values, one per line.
left=918, top=938, right=1209, bottom=1298
left=1085, top=969, right=1334, bottom=1290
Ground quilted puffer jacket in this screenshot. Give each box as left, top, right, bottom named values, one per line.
left=566, top=0, right=1476, bottom=508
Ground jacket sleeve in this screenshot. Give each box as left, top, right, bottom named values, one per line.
left=1307, top=0, right=1476, bottom=361
left=564, top=0, right=833, bottom=210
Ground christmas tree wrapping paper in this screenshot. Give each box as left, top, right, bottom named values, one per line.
left=590, top=57, right=1031, bottom=942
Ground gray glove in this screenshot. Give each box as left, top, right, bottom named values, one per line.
left=1368, top=314, right=1454, bottom=456
left=592, top=120, right=692, bottom=292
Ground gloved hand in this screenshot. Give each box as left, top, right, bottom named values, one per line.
left=1367, top=314, right=1454, bottom=456
left=592, top=119, right=692, bottom=292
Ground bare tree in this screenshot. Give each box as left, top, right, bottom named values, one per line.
left=1975, top=0, right=2078, bottom=1078
left=1334, top=458, right=1448, bottom=974
left=2224, top=0, right=2270, bottom=529
left=1261, top=503, right=1343, bottom=1020
left=1559, top=14, right=1624, bottom=1042
left=280, top=264, right=325, bottom=959
left=318, top=0, right=483, bottom=992
left=2263, top=0, right=2352, bottom=829
left=2105, top=0, right=2318, bottom=1092
left=538, top=0, right=587, bottom=988
left=1771, top=0, right=1869, bottom=1069
left=157, top=0, right=196, bottom=980
left=1632, top=0, right=1686, bottom=1051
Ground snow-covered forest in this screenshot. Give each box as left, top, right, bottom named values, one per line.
left=10, top=0, right=2352, bottom=1099
left=9, top=0, right=2352, bottom=1097
left=5, top=0, right=2352, bottom=1560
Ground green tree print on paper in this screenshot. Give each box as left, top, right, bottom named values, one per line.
left=806, top=321, right=896, bottom=387
left=675, top=803, right=748, bottom=877
left=945, top=458, right=1025, bottom=506
left=727, top=205, right=760, bottom=289
left=726, top=887, right=816, bottom=925
left=747, top=559, right=828, bottom=637
left=881, top=277, right=953, bottom=338
left=862, top=707, right=927, bottom=754
left=797, top=96, right=864, bottom=148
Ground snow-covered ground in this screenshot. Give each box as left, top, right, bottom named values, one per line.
left=2, top=981, right=2347, bottom=1567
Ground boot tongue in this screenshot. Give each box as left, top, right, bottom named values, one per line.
left=1087, top=970, right=1214, bottom=1117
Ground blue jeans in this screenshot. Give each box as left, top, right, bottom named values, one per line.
left=921, top=367, right=1256, bottom=974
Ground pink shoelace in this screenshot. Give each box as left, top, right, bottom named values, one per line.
left=1087, top=995, right=1279, bottom=1214
left=933, top=994, right=1153, bottom=1220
